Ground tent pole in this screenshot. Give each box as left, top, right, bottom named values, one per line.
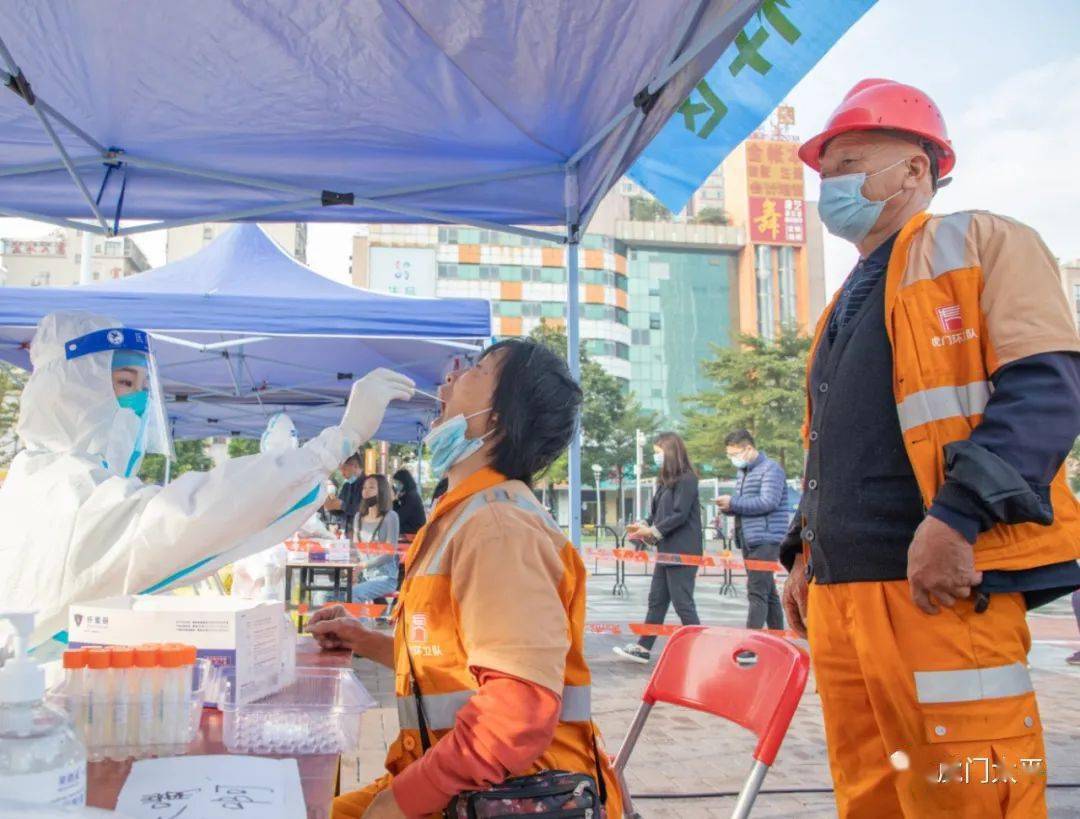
left=565, top=165, right=582, bottom=549
left=0, top=206, right=106, bottom=235
left=0, top=156, right=101, bottom=178
left=118, top=198, right=324, bottom=236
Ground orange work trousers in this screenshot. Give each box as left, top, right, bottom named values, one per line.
left=807, top=580, right=1047, bottom=818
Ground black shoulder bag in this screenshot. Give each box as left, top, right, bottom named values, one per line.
left=402, top=605, right=607, bottom=818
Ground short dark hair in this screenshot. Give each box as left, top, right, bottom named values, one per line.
left=724, top=429, right=755, bottom=448
left=481, top=338, right=582, bottom=486
left=344, top=452, right=363, bottom=468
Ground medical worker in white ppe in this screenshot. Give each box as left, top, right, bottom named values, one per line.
left=0, top=311, right=414, bottom=647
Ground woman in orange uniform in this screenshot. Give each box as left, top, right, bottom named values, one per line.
left=309, top=338, right=623, bottom=819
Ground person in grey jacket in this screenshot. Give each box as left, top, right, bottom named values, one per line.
left=615, top=432, right=702, bottom=663
left=718, top=430, right=790, bottom=630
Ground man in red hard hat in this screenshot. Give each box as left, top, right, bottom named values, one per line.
left=782, top=79, right=1080, bottom=817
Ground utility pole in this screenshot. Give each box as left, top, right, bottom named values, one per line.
left=79, top=230, right=93, bottom=285
left=634, top=428, right=645, bottom=521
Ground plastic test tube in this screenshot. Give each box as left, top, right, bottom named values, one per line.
left=133, top=644, right=159, bottom=756
left=158, top=645, right=186, bottom=754
left=108, top=647, right=134, bottom=760
left=85, top=647, right=112, bottom=761
left=61, top=648, right=88, bottom=747
left=178, top=645, right=197, bottom=752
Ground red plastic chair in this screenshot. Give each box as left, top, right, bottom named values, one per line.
left=613, top=626, right=809, bottom=819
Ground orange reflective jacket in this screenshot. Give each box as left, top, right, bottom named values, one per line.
left=362, top=467, right=621, bottom=816
left=804, top=210, right=1080, bottom=572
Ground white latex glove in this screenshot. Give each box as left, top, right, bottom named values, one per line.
left=340, top=368, right=416, bottom=446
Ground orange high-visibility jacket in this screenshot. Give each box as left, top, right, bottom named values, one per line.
left=804, top=210, right=1080, bottom=572
left=383, top=468, right=622, bottom=814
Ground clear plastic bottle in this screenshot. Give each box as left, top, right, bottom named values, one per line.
left=0, top=611, right=87, bottom=808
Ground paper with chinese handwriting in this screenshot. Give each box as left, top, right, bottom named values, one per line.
left=115, top=755, right=304, bottom=819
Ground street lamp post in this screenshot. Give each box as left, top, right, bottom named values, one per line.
left=591, top=463, right=603, bottom=531
left=634, top=429, right=645, bottom=522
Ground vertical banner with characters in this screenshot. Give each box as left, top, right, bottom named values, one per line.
left=629, top=0, right=876, bottom=213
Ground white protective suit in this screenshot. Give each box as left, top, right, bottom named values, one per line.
left=0, top=312, right=412, bottom=645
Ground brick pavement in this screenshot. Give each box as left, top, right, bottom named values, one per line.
left=339, top=569, right=1080, bottom=817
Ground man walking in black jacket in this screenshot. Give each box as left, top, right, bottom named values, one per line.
left=718, top=430, right=789, bottom=630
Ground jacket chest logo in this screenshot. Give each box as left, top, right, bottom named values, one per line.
left=409, top=613, right=428, bottom=644
left=931, top=304, right=978, bottom=348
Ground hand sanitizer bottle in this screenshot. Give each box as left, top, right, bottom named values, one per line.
left=0, top=611, right=87, bottom=807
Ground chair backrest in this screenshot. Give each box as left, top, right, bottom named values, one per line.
left=642, top=626, right=809, bottom=766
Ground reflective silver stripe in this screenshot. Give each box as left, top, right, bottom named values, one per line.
left=560, top=684, right=592, bottom=722
left=397, top=684, right=592, bottom=731
left=419, top=493, right=490, bottom=575
left=932, top=212, right=973, bottom=278
left=896, top=381, right=990, bottom=432
left=915, top=662, right=1032, bottom=704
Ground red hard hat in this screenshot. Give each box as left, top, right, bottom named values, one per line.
left=799, top=79, right=955, bottom=177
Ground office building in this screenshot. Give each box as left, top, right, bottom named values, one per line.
left=0, top=229, right=149, bottom=287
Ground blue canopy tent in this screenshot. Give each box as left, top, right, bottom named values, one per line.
left=0, top=224, right=490, bottom=442
left=0, top=0, right=866, bottom=545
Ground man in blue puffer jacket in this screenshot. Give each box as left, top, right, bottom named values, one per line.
left=718, top=429, right=791, bottom=630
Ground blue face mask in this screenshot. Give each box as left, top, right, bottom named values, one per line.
left=652, top=452, right=663, bottom=468
left=343, top=475, right=359, bottom=485
left=424, top=408, right=492, bottom=479
left=817, top=158, right=907, bottom=243
left=117, top=390, right=149, bottom=418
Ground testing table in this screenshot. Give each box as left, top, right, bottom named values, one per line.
left=86, top=639, right=352, bottom=819
left=286, top=556, right=366, bottom=626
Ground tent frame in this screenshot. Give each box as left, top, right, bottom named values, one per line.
left=0, top=0, right=718, bottom=545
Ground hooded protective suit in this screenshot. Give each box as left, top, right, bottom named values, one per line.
left=0, top=312, right=411, bottom=645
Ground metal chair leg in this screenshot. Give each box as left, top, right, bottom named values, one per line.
left=613, top=701, right=653, bottom=819
left=731, top=759, right=769, bottom=819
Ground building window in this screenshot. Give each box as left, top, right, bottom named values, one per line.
left=494, top=301, right=523, bottom=317
left=437, top=227, right=459, bottom=244
left=631, top=329, right=651, bottom=345
left=778, top=246, right=796, bottom=327
left=479, top=265, right=498, bottom=280
left=438, top=264, right=458, bottom=278
left=649, top=312, right=662, bottom=330
left=756, top=245, right=776, bottom=341
left=522, top=302, right=542, bottom=318
left=521, top=266, right=541, bottom=281
left=202, top=226, right=213, bottom=241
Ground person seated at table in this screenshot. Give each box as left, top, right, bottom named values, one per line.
left=307, top=337, right=623, bottom=819
left=352, top=474, right=400, bottom=602
left=391, top=468, right=426, bottom=536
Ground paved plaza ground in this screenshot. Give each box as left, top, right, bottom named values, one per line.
left=339, top=566, right=1080, bottom=817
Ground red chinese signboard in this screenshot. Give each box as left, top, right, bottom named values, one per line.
left=745, top=138, right=806, bottom=245
left=749, top=196, right=805, bottom=245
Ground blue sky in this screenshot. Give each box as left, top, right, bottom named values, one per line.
left=787, top=0, right=1080, bottom=292
left=0, top=0, right=1075, bottom=299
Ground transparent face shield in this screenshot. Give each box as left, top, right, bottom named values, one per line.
left=65, top=326, right=174, bottom=475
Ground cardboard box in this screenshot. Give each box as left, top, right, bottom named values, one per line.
left=69, top=595, right=294, bottom=705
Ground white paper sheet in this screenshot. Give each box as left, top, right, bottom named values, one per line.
left=115, top=755, right=305, bottom=819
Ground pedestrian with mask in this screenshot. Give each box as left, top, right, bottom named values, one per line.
left=614, top=432, right=702, bottom=664
left=717, top=429, right=789, bottom=631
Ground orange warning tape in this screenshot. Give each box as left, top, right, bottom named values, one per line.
left=288, top=538, right=784, bottom=572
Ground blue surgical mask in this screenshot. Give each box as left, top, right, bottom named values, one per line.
left=424, top=408, right=492, bottom=479
left=817, top=158, right=907, bottom=243
left=343, top=475, right=359, bottom=485
left=117, top=390, right=149, bottom=418
left=730, top=456, right=749, bottom=469
left=652, top=452, right=664, bottom=468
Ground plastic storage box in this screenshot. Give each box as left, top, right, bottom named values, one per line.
left=218, top=666, right=377, bottom=755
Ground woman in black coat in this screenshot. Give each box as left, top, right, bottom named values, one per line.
left=614, top=431, right=702, bottom=664
left=391, top=468, right=427, bottom=536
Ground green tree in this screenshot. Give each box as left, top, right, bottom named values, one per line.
left=682, top=327, right=810, bottom=478
left=227, top=437, right=261, bottom=458
left=693, top=207, right=731, bottom=225
left=0, top=363, right=27, bottom=466
left=139, top=439, right=213, bottom=485
left=628, top=195, right=672, bottom=222
left=1068, top=437, right=1080, bottom=495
